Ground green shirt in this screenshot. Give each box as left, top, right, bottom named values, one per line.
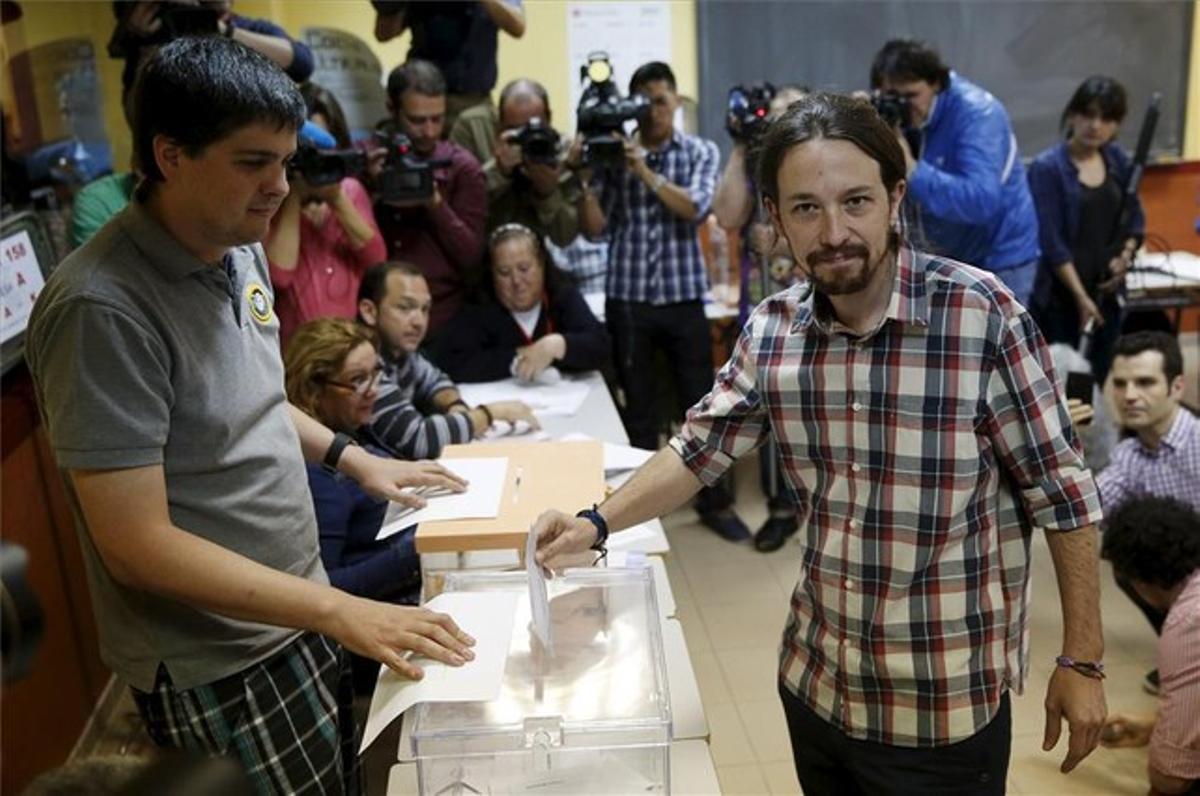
left=70, top=172, right=135, bottom=248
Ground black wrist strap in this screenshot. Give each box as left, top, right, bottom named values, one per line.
left=576, top=505, right=609, bottom=551
left=322, top=432, right=356, bottom=473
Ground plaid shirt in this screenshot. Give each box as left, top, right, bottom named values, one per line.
left=669, top=246, right=1102, bottom=747
left=1097, top=408, right=1200, bottom=515
left=597, top=129, right=718, bottom=304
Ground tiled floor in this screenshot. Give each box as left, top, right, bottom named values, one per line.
left=662, top=454, right=1161, bottom=796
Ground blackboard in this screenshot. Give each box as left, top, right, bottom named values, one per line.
left=697, top=1, right=1192, bottom=163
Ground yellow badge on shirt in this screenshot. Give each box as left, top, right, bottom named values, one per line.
left=246, top=282, right=273, bottom=325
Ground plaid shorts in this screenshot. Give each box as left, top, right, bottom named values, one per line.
left=132, top=632, right=361, bottom=795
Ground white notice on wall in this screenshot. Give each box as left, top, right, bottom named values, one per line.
left=565, top=1, right=672, bottom=135
left=1, top=231, right=45, bottom=345
left=301, top=27, right=388, bottom=141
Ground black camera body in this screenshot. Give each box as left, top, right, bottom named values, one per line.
left=576, top=52, right=651, bottom=169
left=289, top=144, right=368, bottom=188
left=870, top=90, right=910, bottom=129
left=512, top=118, right=561, bottom=165
left=727, top=83, right=776, bottom=143
left=376, top=133, right=449, bottom=205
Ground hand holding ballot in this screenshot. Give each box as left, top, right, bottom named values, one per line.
left=339, top=448, right=468, bottom=508
left=322, top=591, right=476, bottom=681
left=532, top=509, right=600, bottom=571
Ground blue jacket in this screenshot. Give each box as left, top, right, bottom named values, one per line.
left=907, top=73, right=1040, bottom=271
left=1026, top=141, right=1145, bottom=271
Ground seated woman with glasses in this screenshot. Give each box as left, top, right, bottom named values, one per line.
left=284, top=317, right=424, bottom=692
left=431, top=223, right=611, bottom=383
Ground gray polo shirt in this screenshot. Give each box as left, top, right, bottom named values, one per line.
left=26, top=201, right=327, bottom=692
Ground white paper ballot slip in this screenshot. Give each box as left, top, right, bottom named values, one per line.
left=525, top=524, right=552, bottom=654
left=456, top=377, right=591, bottom=418
left=358, top=591, right=519, bottom=753
left=376, top=457, right=509, bottom=541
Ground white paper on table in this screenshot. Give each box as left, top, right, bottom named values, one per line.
left=559, top=432, right=654, bottom=474
left=457, top=377, right=591, bottom=418
left=359, top=591, right=519, bottom=753
left=376, top=458, right=509, bottom=541
left=525, top=523, right=553, bottom=654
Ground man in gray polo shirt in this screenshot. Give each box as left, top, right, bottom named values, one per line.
left=26, top=37, right=474, bottom=794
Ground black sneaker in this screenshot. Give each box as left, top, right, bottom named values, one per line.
left=699, top=509, right=752, bottom=543
left=1143, top=669, right=1160, bottom=696
left=754, top=514, right=799, bottom=552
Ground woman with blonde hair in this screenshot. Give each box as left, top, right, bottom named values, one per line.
left=286, top=317, right=453, bottom=692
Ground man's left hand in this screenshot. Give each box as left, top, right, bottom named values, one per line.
left=340, top=448, right=468, bottom=507
left=424, top=184, right=443, bottom=210
left=1043, top=666, right=1107, bottom=773
left=524, top=160, right=562, bottom=197
left=624, top=139, right=649, bottom=178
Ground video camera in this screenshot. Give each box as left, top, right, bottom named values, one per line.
left=508, top=118, right=561, bottom=165
left=375, top=133, right=450, bottom=205
left=727, top=83, right=775, bottom=143
left=869, top=89, right=923, bottom=157
left=869, top=90, right=910, bottom=129
left=288, top=145, right=368, bottom=188
left=576, top=52, right=651, bottom=169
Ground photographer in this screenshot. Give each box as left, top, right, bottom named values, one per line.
left=485, top=78, right=585, bottom=247
left=372, top=0, right=525, bottom=133
left=374, top=59, right=487, bottom=337
left=711, top=83, right=807, bottom=552
left=870, top=39, right=1040, bottom=305
left=266, top=83, right=385, bottom=348
left=578, top=61, right=750, bottom=543
left=108, top=2, right=313, bottom=98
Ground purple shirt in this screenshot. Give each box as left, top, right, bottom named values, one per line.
left=1097, top=409, right=1200, bottom=516
left=374, top=140, right=487, bottom=332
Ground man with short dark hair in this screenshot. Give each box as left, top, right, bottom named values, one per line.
left=1100, top=496, right=1200, bottom=796
left=357, top=261, right=537, bottom=460
left=374, top=59, right=487, bottom=336
left=869, top=39, right=1040, bottom=305
left=1095, top=331, right=1200, bottom=694
left=537, top=92, right=1107, bottom=793
left=577, top=60, right=748, bottom=542
left=27, top=38, right=475, bottom=793
left=484, top=78, right=587, bottom=247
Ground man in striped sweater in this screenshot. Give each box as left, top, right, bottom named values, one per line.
left=358, top=261, right=537, bottom=459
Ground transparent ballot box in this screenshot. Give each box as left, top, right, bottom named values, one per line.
left=410, top=568, right=672, bottom=794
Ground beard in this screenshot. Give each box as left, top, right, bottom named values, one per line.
left=799, top=231, right=898, bottom=296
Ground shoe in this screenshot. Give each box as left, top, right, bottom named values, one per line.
left=699, top=509, right=752, bottom=543
left=1143, top=669, right=1160, bottom=696
left=754, top=514, right=799, bottom=553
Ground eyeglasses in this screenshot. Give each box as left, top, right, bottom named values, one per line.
left=322, top=365, right=383, bottom=396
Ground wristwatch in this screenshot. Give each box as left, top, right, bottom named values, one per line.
left=322, top=432, right=357, bottom=473
left=650, top=173, right=667, bottom=194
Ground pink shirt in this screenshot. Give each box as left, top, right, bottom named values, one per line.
left=1151, top=568, right=1200, bottom=783
left=268, top=177, right=386, bottom=347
